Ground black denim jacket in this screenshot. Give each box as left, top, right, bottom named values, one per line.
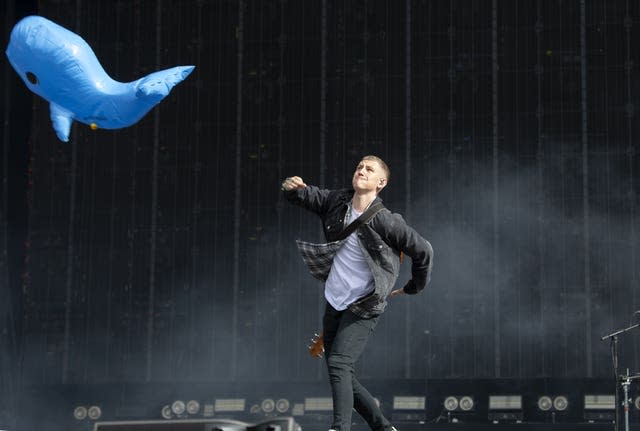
left=285, top=186, right=433, bottom=317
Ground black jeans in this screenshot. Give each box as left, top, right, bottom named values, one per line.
left=323, top=302, right=392, bottom=431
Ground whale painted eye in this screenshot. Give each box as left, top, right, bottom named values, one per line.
left=26, top=71, right=38, bottom=85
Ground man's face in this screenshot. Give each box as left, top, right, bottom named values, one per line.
left=352, top=159, right=387, bottom=193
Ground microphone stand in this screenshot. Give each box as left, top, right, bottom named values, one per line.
left=601, top=322, right=640, bottom=431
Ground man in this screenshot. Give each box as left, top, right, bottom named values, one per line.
left=281, top=155, right=433, bottom=431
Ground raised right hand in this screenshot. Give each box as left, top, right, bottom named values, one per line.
left=281, top=176, right=307, bottom=191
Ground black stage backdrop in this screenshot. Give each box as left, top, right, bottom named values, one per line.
left=2, top=0, right=639, bottom=390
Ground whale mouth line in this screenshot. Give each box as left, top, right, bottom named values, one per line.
left=82, top=116, right=109, bottom=122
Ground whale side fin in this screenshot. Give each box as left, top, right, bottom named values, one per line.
left=135, top=65, right=195, bottom=103
left=49, top=102, right=73, bottom=142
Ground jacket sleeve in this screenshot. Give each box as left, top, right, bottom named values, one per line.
left=283, top=185, right=332, bottom=216
left=378, top=212, right=433, bottom=294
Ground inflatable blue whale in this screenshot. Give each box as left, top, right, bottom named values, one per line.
left=6, top=15, right=195, bottom=142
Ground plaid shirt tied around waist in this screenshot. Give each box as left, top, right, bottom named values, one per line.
left=295, top=239, right=346, bottom=282
left=296, top=238, right=378, bottom=318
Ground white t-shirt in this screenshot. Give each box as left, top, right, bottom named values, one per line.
left=324, top=206, right=375, bottom=310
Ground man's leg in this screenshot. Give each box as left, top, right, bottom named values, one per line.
left=352, top=377, right=393, bottom=431
left=323, top=303, right=378, bottom=431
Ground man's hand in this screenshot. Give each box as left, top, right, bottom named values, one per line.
left=281, top=176, right=307, bottom=191
left=390, top=288, right=405, bottom=297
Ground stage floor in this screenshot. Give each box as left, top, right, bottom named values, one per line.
left=92, top=418, right=617, bottom=431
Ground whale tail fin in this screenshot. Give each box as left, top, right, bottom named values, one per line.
left=134, top=65, right=195, bottom=103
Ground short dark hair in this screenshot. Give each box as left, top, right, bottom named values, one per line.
left=361, top=155, right=390, bottom=182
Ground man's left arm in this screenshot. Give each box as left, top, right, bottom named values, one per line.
left=384, top=213, right=433, bottom=295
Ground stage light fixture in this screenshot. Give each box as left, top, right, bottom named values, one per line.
left=488, top=395, right=523, bottom=422
left=489, top=395, right=522, bottom=410
left=583, top=395, right=615, bottom=422
left=443, top=396, right=474, bottom=412
left=537, top=395, right=568, bottom=412
left=443, top=396, right=458, bottom=412
left=161, top=405, right=173, bottom=420
left=553, top=396, right=568, bottom=411
left=171, top=400, right=186, bottom=416
left=73, top=406, right=88, bottom=420
left=261, top=398, right=275, bottom=413
left=87, top=406, right=102, bottom=420
left=459, top=396, right=474, bottom=411
left=392, top=396, right=426, bottom=423
left=393, top=396, right=425, bottom=410
left=186, top=400, right=200, bottom=415
left=215, top=398, right=246, bottom=412
left=635, top=396, right=640, bottom=410
left=584, top=395, right=615, bottom=410
left=304, top=397, right=333, bottom=412
left=537, top=396, right=552, bottom=411
left=250, top=404, right=261, bottom=414
left=276, top=399, right=290, bottom=413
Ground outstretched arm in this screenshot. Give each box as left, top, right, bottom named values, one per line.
left=281, top=177, right=337, bottom=217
